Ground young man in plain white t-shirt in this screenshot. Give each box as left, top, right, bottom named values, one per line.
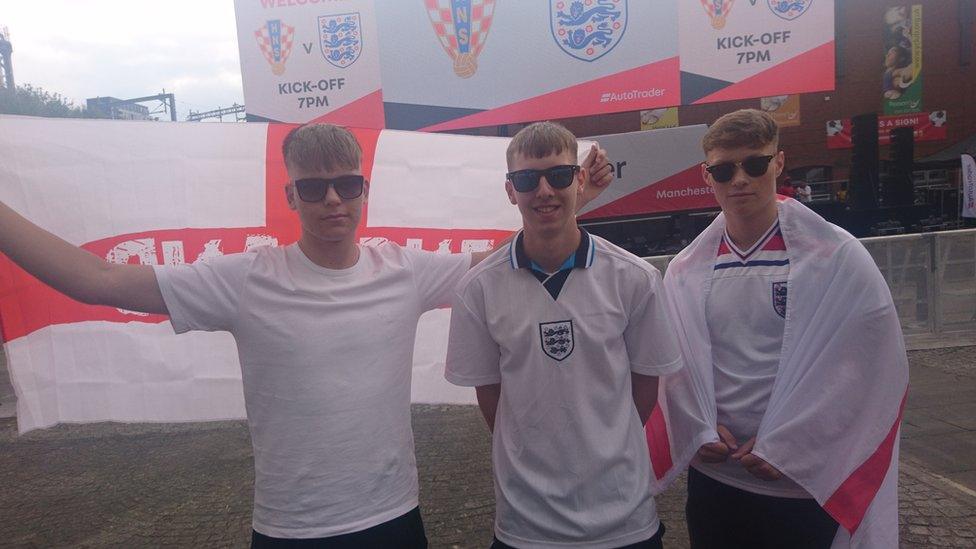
left=0, top=123, right=613, bottom=548
left=445, top=122, right=683, bottom=549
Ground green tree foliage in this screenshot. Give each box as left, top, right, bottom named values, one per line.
left=0, top=84, right=106, bottom=118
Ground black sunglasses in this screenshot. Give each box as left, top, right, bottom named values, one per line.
left=293, top=175, right=366, bottom=202
left=704, top=155, right=775, bottom=183
left=506, top=165, right=580, bottom=193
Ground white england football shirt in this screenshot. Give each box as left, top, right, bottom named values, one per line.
left=154, top=242, right=470, bottom=538
left=446, top=230, right=683, bottom=548
left=694, top=219, right=810, bottom=498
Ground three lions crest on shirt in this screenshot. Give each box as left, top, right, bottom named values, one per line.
left=539, top=320, right=575, bottom=361
left=772, top=281, right=788, bottom=318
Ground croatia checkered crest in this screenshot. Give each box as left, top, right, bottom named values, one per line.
left=700, top=0, right=736, bottom=30
left=319, top=13, right=362, bottom=69
left=425, top=0, right=496, bottom=78
left=550, top=0, right=627, bottom=62
left=255, top=20, right=296, bottom=76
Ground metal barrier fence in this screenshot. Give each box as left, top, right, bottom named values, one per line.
left=645, top=229, right=976, bottom=349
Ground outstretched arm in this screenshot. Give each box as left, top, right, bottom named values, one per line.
left=0, top=201, right=167, bottom=314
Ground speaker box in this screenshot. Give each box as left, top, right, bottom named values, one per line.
left=849, top=113, right=879, bottom=210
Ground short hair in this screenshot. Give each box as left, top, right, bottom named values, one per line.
left=702, top=109, right=779, bottom=154
left=506, top=121, right=578, bottom=170
left=282, top=123, right=361, bottom=173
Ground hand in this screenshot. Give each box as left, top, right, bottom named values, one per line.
left=696, top=424, right=738, bottom=463
left=578, top=143, right=613, bottom=210
left=730, top=437, right=783, bottom=481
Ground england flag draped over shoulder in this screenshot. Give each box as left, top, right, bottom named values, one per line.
left=646, top=198, right=909, bottom=548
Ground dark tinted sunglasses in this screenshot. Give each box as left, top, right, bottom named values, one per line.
left=705, top=155, right=775, bottom=183
left=293, top=175, right=366, bottom=202
left=506, top=165, right=580, bottom=193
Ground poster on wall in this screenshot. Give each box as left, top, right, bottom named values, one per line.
left=640, top=107, right=679, bottom=130
left=825, top=111, right=946, bottom=149
left=678, top=0, right=835, bottom=105
left=883, top=5, right=923, bottom=115
left=963, top=154, right=976, bottom=219
left=235, top=2, right=836, bottom=130
left=234, top=0, right=385, bottom=127
left=761, top=94, right=801, bottom=127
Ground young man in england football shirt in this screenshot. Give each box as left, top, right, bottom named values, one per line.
left=445, top=122, right=683, bottom=549
left=657, top=109, right=908, bottom=548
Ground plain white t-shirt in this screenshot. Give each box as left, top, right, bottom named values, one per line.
left=446, top=232, right=683, bottom=548
left=154, top=242, right=470, bottom=538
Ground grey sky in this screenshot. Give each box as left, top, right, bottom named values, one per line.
left=1, top=1, right=243, bottom=119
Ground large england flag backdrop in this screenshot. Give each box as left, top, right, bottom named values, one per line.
left=1, top=115, right=715, bottom=433
left=0, top=115, right=516, bottom=432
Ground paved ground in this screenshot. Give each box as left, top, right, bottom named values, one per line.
left=0, top=348, right=974, bottom=548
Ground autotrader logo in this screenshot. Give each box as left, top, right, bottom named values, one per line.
left=600, top=88, right=666, bottom=103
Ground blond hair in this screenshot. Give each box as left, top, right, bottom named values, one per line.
left=282, top=123, right=362, bottom=173
left=506, top=121, right=578, bottom=169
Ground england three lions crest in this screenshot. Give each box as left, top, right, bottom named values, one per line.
left=767, top=0, right=813, bottom=21
left=319, top=13, right=362, bottom=69
left=540, top=320, right=574, bottom=361
left=550, top=0, right=627, bottom=62
left=772, top=281, right=788, bottom=318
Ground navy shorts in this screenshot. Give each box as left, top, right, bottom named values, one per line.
left=251, top=506, right=427, bottom=549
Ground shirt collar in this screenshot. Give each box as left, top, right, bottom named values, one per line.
left=509, top=228, right=595, bottom=271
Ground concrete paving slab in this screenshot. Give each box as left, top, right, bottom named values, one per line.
left=922, top=402, right=976, bottom=431
left=902, top=432, right=976, bottom=477
left=946, top=471, right=976, bottom=495
left=906, top=386, right=976, bottom=409
left=902, top=408, right=966, bottom=439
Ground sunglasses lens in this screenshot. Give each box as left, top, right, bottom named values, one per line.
left=332, top=175, right=365, bottom=199
left=294, top=176, right=365, bottom=201
left=509, top=165, right=578, bottom=192
left=545, top=166, right=577, bottom=189
left=511, top=172, right=542, bottom=193
left=742, top=156, right=772, bottom=177
left=296, top=179, right=328, bottom=202
left=708, top=163, right=736, bottom=183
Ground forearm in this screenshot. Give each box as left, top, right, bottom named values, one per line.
left=471, top=234, right=514, bottom=267
left=475, top=383, right=501, bottom=432
left=0, top=201, right=166, bottom=312
left=631, top=373, right=659, bottom=426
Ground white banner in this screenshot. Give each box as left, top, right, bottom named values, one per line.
left=678, top=0, right=834, bottom=104
left=234, top=1, right=835, bottom=130
left=234, top=0, right=384, bottom=126
left=963, top=154, right=976, bottom=218
left=579, top=125, right=711, bottom=219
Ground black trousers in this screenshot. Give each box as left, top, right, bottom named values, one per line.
left=686, top=467, right=839, bottom=549
left=490, top=523, right=665, bottom=549
left=251, top=506, right=427, bottom=549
